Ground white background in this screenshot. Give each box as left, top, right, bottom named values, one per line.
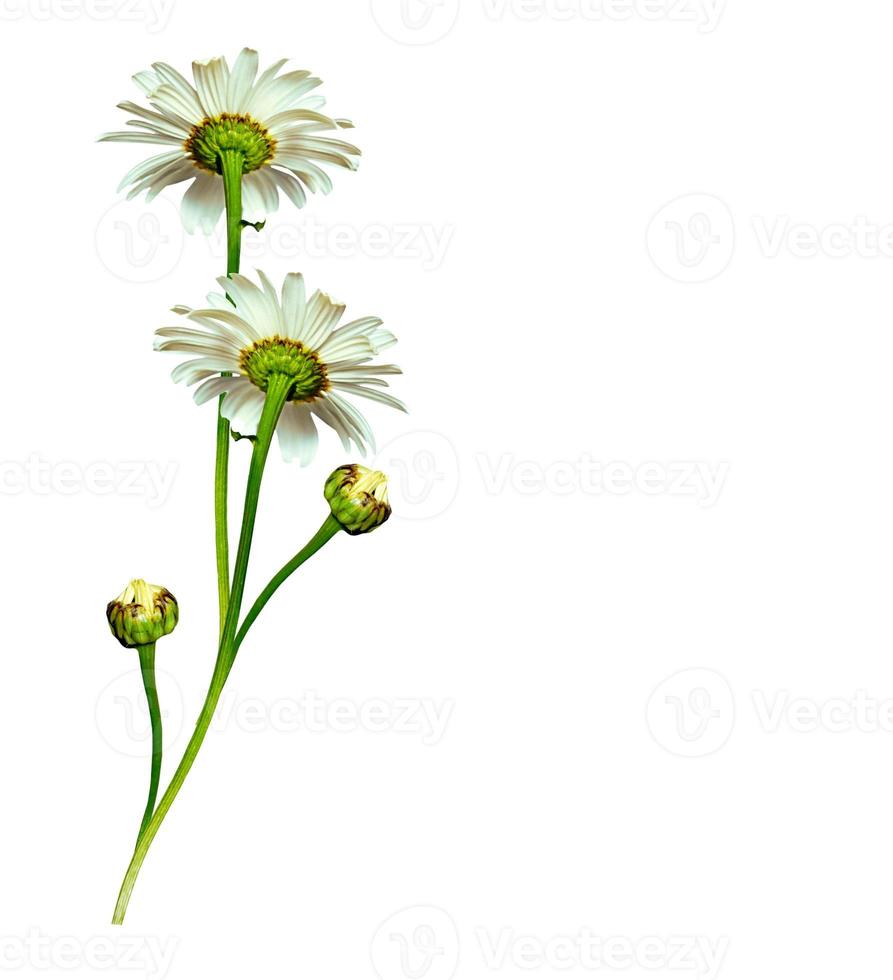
left=0, top=1, right=891, bottom=978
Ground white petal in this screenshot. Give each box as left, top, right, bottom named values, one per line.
left=227, top=48, right=259, bottom=110
left=242, top=58, right=289, bottom=117
left=194, top=375, right=247, bottom=405
left=98, top=131, right=181, bottom=145
left=218, top=274, right=277, bottom=335
left=187, top=308, right=259, bottom=346
left=192, top=55, right=230, bottom=117
left=267, top=167, right=307, bottom=210
left=181, top=174, right=224, bottom=234
left=281, top=272, right=306, bottom=339
left=300, top=290, right=345, bottom=349
left=151, top=61, right=204, bottom=119
left=117, top=100, right=192, bottom=136
left=256, top=269, right=284, bottom=330
left=276, top=404, right=318, bottom=465
left=170, top=356, right=235, bottom=385
left=242, top=169, right=280, bottom=222
left=220, top=383, right=266, bottom=434
left=115, top=150, right=185, bottom=193
left=330, top=382, right=407, bottom=413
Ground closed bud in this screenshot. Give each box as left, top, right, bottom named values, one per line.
left=325, top=465, right=391, bottom=535
left=107, top=579, right=179, bottom=649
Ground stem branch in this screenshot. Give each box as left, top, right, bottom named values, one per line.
left=224, top=515, right=342, bottom=680
left=112, top=375, right=291, bottom=925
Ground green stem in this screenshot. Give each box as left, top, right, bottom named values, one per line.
left=224, top=515, right=342, bottom=680
left=112, top=375, right=292, bottom=926
left=214, top=415, right=231, bottom=640
left=221, top=149, right=244, bottom=278
left=215, top=149, right=245, bottom=639
left=136, top=644, right=161, bottom=843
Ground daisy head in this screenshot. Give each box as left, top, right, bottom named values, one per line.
left=155, top=270, right=406, bottom=465
left=100, top=48, right=361, bottom=233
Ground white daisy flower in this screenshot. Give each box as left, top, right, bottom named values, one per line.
left=156, top=270, right=406, bottom=465
left=100, top=48, right=361, bottom=233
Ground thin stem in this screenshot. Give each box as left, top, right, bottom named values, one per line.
left=215, top=149, right=245, bottom=638
left=221, top=150, right=244, bottom=277
left=112, top=375, right=292, bottom=925
left=214, top=415, right=231, bottom=640
left=225, top=515, right=342, bottom=679
left=136, top=644, right=161, bottom=843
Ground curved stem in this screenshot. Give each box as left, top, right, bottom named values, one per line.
left=215, top=149, right=245, bottom=638
left=224, top=515, right=342, bottom=680
left=112, top=375, right=291, bottom=925
left=136, top=643, right=161, bottom=843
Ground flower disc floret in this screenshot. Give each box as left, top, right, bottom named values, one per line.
left=186, top=113, right=276, bottom=174
left=239, top=337, right=328, bottom=401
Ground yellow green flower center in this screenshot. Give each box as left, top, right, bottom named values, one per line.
left=186, top=113, right=276, bottom=174
left=239, top=338, right=328, bottom=401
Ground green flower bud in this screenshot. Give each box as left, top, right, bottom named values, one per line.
left=107, top=579, right=179, bottom=649
left=324, top=465, right=391, bottom=536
